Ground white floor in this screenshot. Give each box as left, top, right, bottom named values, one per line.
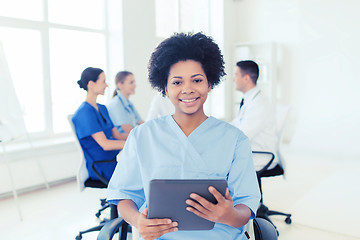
left=0, top=147, right=359, bottom=240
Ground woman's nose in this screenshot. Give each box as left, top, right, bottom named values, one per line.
left=181, top=82, right=194, bottom=94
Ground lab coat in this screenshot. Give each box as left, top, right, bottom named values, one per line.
left=231, top=87, right=278, bottom=170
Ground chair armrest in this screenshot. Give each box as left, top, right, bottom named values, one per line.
left=253, top=217, right=278, bottom=240
left=97, top=217, right=126, bottom=240
left=92, top=159, right=117, bottom=186
left=252, top=151, right=275, bottom=175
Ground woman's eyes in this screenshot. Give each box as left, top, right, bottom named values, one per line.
left=172, top=79, right=203, bottom=85
left=172, top=81, right=181, bottom=85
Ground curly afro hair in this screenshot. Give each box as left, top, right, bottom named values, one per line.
left=148, top=32, right=226, bottom=96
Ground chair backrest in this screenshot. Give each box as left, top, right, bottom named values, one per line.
left=253, top=218, right=278, bottom=240
left=67, top=114, right=89, bottom=191
left=274, top=104, right=291, bottom=167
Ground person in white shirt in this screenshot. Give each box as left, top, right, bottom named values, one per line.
left=231, top=60, right=278, bottom=171
left=146, top=93, right=175, bottom=121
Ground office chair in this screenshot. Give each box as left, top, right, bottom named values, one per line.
left=67, top=115, right=124, bottom=240
left=253, top=105, right=292, bottom=231
left=253, top=217, right=278, bottom=240
left=97, top=217, right=277, bottom=240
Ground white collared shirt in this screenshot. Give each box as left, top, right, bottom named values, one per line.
left=146, top=93, right=175, bottom=121
left=231, top=86, right=278, bottom=170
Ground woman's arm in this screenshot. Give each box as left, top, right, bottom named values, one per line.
left=91, top=131, right=125, bottom=150
left=118, top=199, right=177, bottom=240
left=112, top=127, right=128, bottom=140
left=121, top=124, right=133, bottom=133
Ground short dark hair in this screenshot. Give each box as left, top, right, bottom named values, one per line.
left=77, top=67, right=104, bottom=91
left=236, top=60, right=259, bottom=84
left=148, top=32, right=226, bottom=96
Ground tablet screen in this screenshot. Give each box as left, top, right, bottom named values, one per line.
left=147, top=179, right=227, bottom=231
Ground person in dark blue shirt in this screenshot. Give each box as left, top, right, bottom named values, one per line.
left=72, top=67, right=127, bottom=181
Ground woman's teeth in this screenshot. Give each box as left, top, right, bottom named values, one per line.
left=181, top=98, right=197, bottom=103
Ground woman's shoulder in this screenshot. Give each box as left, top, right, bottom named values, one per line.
left=74, top=102, right=91, bottom=115
left=130, top=115, right=169, bottom=135
left=209, top=117, right=248, bottom=140
left=72, top=102, right=96, bottom=122
left=108, top=95, right=125, bottom=111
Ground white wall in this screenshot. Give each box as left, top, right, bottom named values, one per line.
left=0, top=141, right=78, bottom=195
left=227, top=0, right=360, bottom=159
left=120, top=0, right=161, bottom=120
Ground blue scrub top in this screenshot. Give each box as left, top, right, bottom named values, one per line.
left=72, top=102, right=119, bottom=181
left=107, top=115, right=261, bottom=240
left=107, top=90, right=142, bottom=133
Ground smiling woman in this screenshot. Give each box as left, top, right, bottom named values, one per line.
left=165, top=60, right=211, bottom=134
left=71, top=67, right=127, bottom=182
left=107, top=32, right=261, bottom=240
left=107, top=71, right=144, bottom=134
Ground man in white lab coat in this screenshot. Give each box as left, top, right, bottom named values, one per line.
left=231, top=60, right=278, bottom=171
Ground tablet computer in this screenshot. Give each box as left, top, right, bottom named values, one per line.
left=147, top=179, right=228, bottom=231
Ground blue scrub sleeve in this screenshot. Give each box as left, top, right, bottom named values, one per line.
left=107, top=130, right=145, bottom=209
left=73, top=109, right=102, bottom=140
left=228, top=134, right=261, bottom=220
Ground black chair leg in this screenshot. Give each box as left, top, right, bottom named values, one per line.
left=267, top=210, right=292, bottom=224
left=76, top=222, right=105, bottom=240
left=257, top=202, right=292, bottom=233
left=96, top=203, right=110, bottom=218
left=120, top=222, right=129, bottom=240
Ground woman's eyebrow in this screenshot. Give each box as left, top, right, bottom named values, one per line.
left=170, top=76, right=183, bottom=80
left=170, top=74, right=204, bottom=80
left=191, top=74, right=205, bottom=78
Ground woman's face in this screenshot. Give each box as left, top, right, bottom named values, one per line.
left=118, top=74, right=136, bottom=98
left=90, top=72, right=108, bottom=95
left=165, top=60, right=211, bottom=117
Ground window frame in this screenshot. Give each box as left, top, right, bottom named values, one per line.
left=0, top=0, right=111, bottom=140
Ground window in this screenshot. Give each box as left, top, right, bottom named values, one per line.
left=155, top=0, right=225, bottom=119
left=0, top=0, right=43, bottom=21
left=0, top=0, right=109, bottom=136
left=48, top=0, right=104, bottom=29
left=49, top=29, right=107, bottom=133
left=0, top=27, right=45, bottom=133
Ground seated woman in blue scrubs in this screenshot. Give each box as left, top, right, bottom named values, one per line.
left=107, top=33, right=261, bottom=240
left=72, top=67, right=127, bottom=182
left=107, top=71, right=144, bottom=134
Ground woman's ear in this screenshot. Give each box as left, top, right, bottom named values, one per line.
left=116, top=82, right=122, bottom=90
left=87, top=80, right=94, bottom=89
left=207, top=83, right=212, bottom=93
left=164, top=87, right=169, bottom=97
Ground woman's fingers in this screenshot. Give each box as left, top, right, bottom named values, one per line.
left=186, top=187, right=234, bottom=223
left=145, top=221, right=178, bottom=232
left=186, top=198, right=211, bottom=214
left=208, top=186, right=227, bottom=204
left=186, top=205, right=213, bottom=222
left=188, top=193, right=215, bottom=211
left=138, top=210, right=178, bottom=240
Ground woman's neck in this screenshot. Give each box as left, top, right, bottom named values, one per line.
left=85, top=92, right=98, bottom=110
left=172, top=110, right=208, bottom=136
left=118, top=89, right=129, bottom=100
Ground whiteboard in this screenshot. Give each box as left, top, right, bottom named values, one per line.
left=0, top=41, right=27, bottom=142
